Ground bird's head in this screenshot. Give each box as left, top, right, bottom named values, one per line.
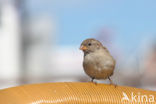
left=80, top=38, right=103, bottom=53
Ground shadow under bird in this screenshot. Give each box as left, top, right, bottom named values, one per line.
left=80, top=38, right=116, bottom=85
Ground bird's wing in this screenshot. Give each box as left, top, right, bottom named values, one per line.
left=102, top=46, right=110, bottom=53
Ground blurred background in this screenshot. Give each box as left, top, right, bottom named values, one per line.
left=0, top=0, right=156, bottom=91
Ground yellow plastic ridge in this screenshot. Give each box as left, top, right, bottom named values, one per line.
left=0, top=82, right=156, bottom=104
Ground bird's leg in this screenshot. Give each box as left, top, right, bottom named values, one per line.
left=108, top=77, right=117, bottom=87
left=91, top=77, right=95, bottom=82
left=91, top=77, right=97, bottom=85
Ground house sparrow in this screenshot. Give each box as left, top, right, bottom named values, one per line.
left=80, top=38, right=116, bottom=85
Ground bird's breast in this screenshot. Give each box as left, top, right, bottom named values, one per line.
left=83, top=52, right=115, bottom=79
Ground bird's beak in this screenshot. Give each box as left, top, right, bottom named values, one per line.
left=80, top=45, right=88, bottom=51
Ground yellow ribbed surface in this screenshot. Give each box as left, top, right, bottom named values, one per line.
left=0, top=82, right=156, bottom=104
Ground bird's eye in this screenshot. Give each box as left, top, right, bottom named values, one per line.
left=88, top=43, right=92, bottom=46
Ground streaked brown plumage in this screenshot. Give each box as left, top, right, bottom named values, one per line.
left=80, top=38, right=116, bottom=84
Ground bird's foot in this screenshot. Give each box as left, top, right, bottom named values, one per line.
left=108, top=77, right=117, bottom=88
left=93, top=81, right=97, bottom=85
left=110, top=83, right=117, bottom=88
left=91, top=78, right=97, bottom=85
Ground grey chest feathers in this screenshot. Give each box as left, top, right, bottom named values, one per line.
left=83, top=49, right=115, bottom=79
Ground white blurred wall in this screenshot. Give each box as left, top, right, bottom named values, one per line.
left=0, top=1, right=21, bottom=79
left=25, top=16, right=53, bottom=77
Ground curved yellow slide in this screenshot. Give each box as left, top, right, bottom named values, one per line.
left=0, top=82, right=156, bottom=104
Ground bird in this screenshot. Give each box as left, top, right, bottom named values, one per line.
left=80, top=38, right=116, bottom=85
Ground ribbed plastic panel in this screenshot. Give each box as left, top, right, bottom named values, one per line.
left=0, top=82, right=155, bottom=104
